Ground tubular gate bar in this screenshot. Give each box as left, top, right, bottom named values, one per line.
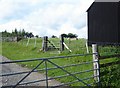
left=1, top=53, right=98, bottom=88
left=1, top=44, right=103, bottom=88
left=1, top=44, right=119, bottom=87
left=1, top=54, right=92, bottom=64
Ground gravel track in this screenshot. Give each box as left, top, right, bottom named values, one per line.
left=0, top=56, right=61, bottom=87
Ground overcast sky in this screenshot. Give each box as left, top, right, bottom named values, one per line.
left=0, top=0, right=94, bottom=38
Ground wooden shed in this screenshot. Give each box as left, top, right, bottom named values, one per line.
left=87, top=0, right=120, bottom=45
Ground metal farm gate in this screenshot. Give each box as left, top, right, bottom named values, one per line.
left=1, top=44, right=101, bottom=88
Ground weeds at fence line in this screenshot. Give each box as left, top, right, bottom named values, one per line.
left=98, top=44, right=120, bottom=87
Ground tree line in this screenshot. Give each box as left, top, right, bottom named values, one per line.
left=1, top=29, right=35, bottom=38
left=51, top=33, right=78, bottom=38
left=1, top=29, right=78, bottom=39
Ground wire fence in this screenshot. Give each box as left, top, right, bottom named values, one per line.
left=94, top=44, right=120, bottom=87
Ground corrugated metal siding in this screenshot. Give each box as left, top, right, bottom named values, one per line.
left=118, top=2, right=120, bottom=43
left=88, top=2, right=119, bottom=45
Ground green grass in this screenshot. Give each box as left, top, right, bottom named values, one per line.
left=2, top=38, right=120, bottom=87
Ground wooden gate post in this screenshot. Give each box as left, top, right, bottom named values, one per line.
left=60, top=35, right=64, bottom=51
left=42, top=36, right=48, bottom=51
left=92, top=44, right=100, bottom=86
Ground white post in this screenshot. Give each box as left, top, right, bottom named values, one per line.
left=92, top=44, right=100, bottom=86
left=63, top=42, right=72, bottom=52
left=42, top=36, right=48, bottom=51
left=34, top=37, right=36, bottom=47
left=26, top=38, right=30, bottom=46
left=86, top=41, right=89, bottom=53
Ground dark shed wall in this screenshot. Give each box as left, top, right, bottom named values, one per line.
left=118, top=2, right=120, bottom=43
left=88, top=2, right=119, bottom=44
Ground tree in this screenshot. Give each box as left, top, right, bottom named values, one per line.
left=2, top=30, right=7, bottom=37
left=21, top=29, right=25, bottom=38
left=11, top=28, right=18, bottom=37
left=25, top=32, right=29, bottom=38
left=61, top=33, right=68, bottom=38
left=4, top=30, right=7, bottom=33
left=12, top=30, right=14, bottom=36
left=2, top=30, right=11, bottom=37
left=14, top=28, right=18, bottom=36
left=28, top=32, right=34, bottom=38
left=67, top=33, right=78, bottom=38
left=18, top=29, right=22, bottom=37
left=35, top=35, right=39, bottom=38
left=2, top=29, right=35, bottom=39
left=51, top=35, right=57, bottom=38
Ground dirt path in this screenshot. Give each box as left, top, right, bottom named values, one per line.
left=0, top=56, right=61, bottom=87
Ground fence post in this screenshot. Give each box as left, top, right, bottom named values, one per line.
left=45, top=60, right=48, bottom=88
left=60, top=35, right=64, bottom=51
left=92, top=44, right=100, bottom=86
left=34, top=37, right=36, bottom=48
left=86, top=40, right=89, bottom=53
left=42, top=36, right=48, bottom=52
left=26, top=38, right=30, bottom=46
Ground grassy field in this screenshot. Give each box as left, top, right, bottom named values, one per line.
left=1, top=38, right=120, bottom=87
